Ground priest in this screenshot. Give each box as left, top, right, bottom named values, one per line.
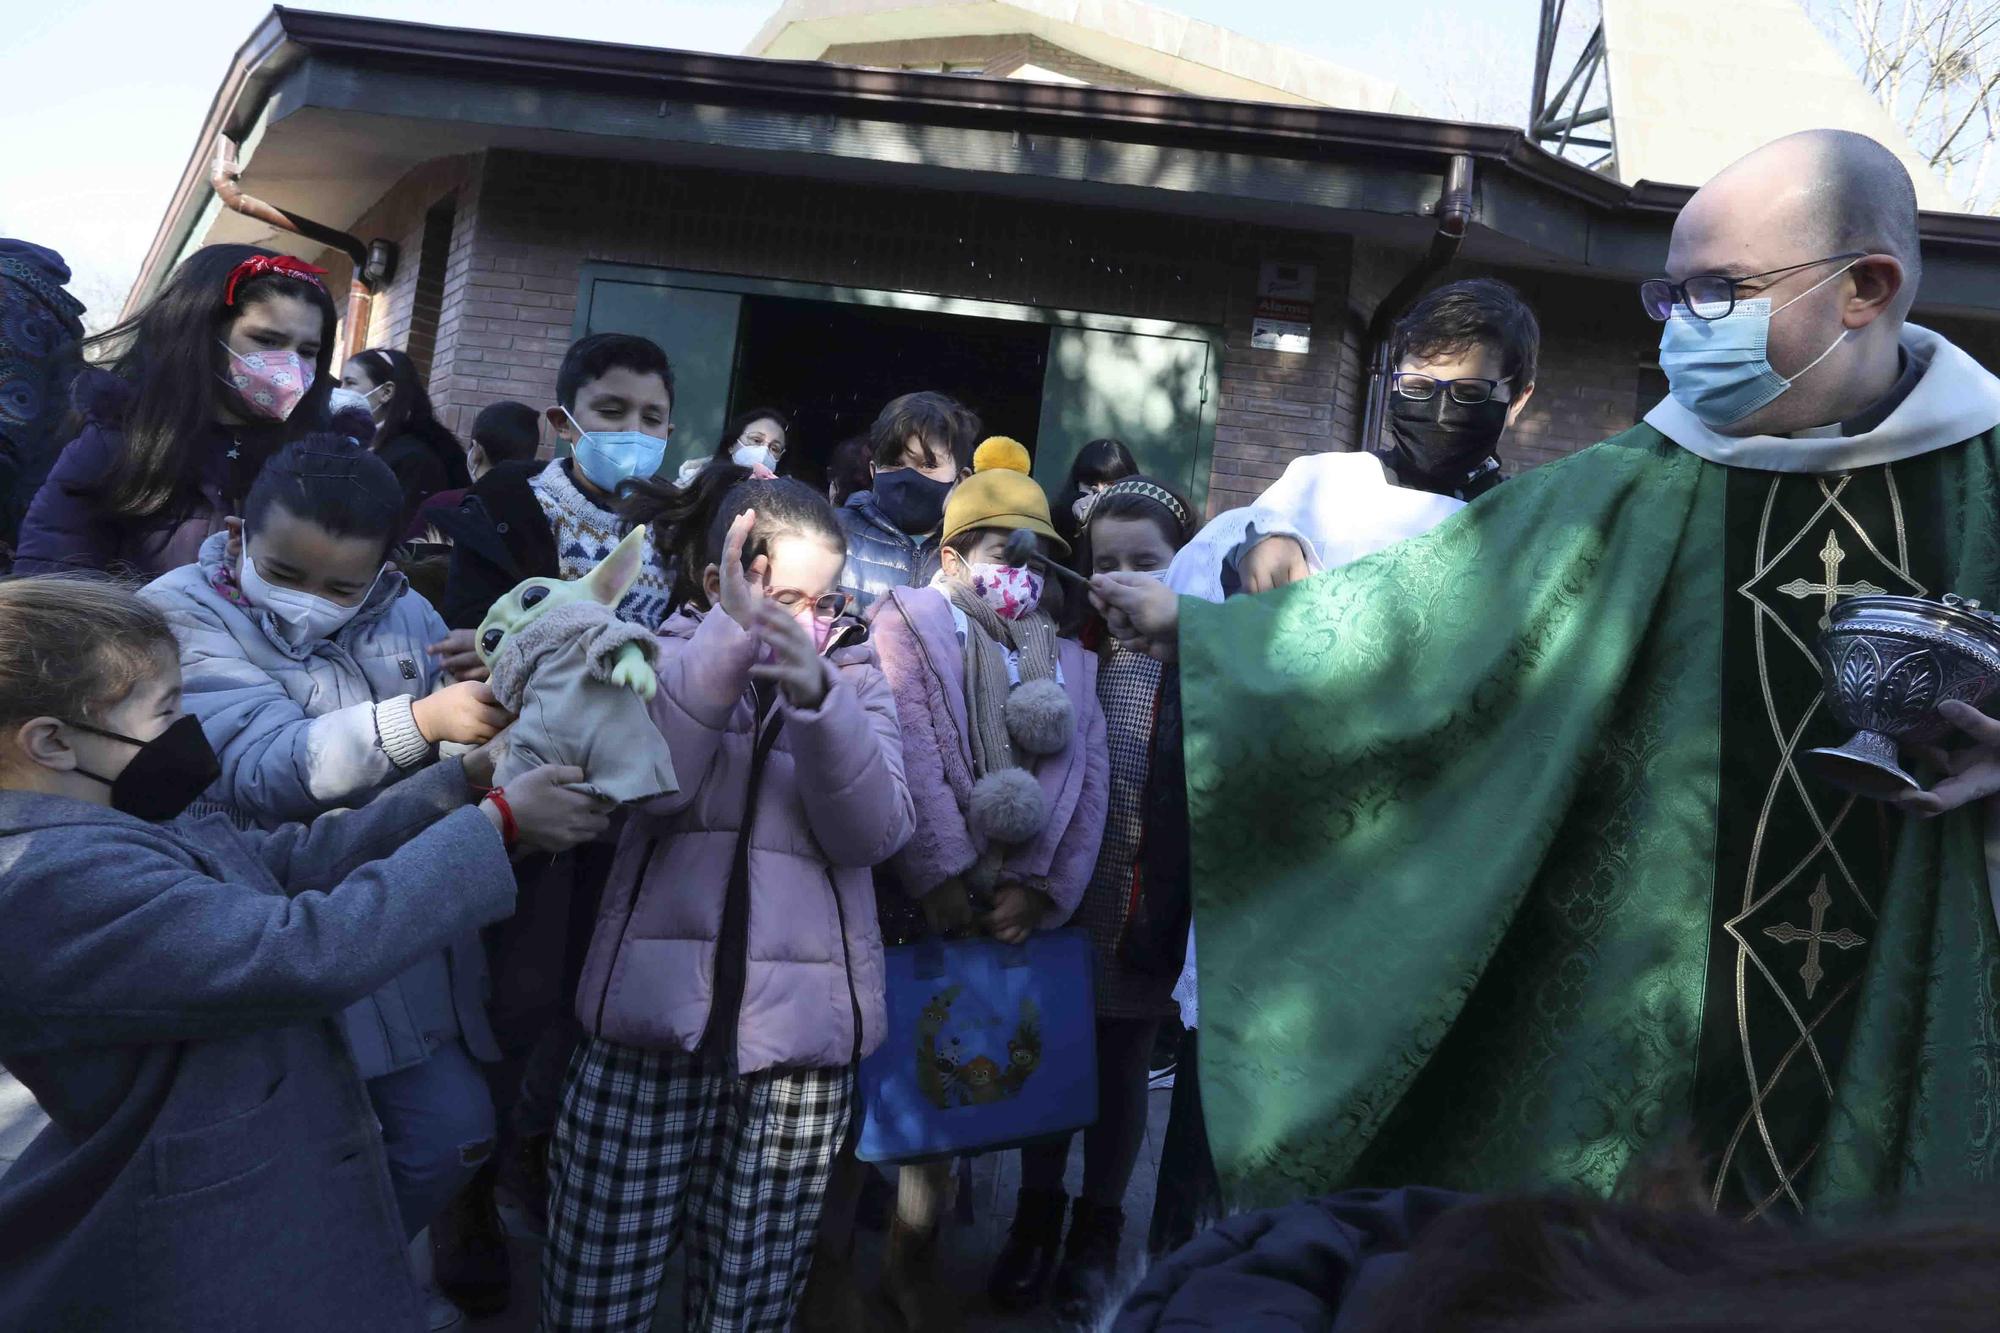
left=1094, top=129, right=2000, bottom=1218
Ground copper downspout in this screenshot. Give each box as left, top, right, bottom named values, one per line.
left=210, top=136, right=376, bottom=358
left=1358, top=154, right=1477, bottom=457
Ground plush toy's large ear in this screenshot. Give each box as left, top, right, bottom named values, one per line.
left=582, top=524, right=649, bottom=607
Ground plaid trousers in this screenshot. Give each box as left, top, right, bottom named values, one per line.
left=540, top=1037, right=852, bottom=1332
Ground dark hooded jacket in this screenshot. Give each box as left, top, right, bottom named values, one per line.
left=13, top=369, right=279, bottom=579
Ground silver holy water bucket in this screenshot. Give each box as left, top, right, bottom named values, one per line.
left=1807, top=593, right=2000, bottom=799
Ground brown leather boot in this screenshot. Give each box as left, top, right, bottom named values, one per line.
left=882, top=1217, right=961, bottom=1331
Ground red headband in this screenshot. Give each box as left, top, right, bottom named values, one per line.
left=223, top=254, right=329, bottom=306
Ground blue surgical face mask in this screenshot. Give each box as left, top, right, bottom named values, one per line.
left=563, top=407, right=668, bottom=493
left=1657, top=260, right=1859, bottom=428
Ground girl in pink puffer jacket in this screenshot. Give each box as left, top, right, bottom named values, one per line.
left=543, top=476, right=914, bottom=1333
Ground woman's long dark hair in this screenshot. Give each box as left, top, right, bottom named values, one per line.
left=1053, top=437, right=1138, bottom=545
left=84, top=244, right=337, bottom=520
left=347, top=347, right=465, bottom=485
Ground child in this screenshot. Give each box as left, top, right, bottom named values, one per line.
left=1174, top=279, right=1540, bottom=601
left=341, top=346, right=469, bottom=534
left=0, top=575, right=605, bottom=1332
left=836, top=390, right=980, bottom=608
left=867, top=437, right=1110, bottom=1330
left=988, top=476, right=1195, bottom=1320
left=139, top=439, right=520, bottom=1249
left=15, top=244, right=338, bottom=578
left=430, top=333, right=679, bottom=1308
left=543, top=477, right=914, bottom=1331
left=441, top=331, right=678, bottom=633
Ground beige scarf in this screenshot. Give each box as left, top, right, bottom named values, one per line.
left=944, top=582, right=1059, bottom=780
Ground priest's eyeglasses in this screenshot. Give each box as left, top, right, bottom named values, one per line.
left=1639, top=251, right=1866, bottom=321
left=1392, top=373, right=1513, bottom=405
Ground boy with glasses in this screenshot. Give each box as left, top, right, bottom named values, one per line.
left=1375, top=278, right=1540, bottom=502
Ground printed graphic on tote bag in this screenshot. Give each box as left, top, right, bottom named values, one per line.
left=915, top=983, right=1043, bottom=1110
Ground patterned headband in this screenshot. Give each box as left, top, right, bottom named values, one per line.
left=1094, top=478, right=1191, bottom=532
left=224, top=254, right=329, bottom=306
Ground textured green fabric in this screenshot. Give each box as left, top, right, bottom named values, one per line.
left=1182, top=424, right=2000, bottom=1213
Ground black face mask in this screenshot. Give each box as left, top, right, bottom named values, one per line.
left=871, top=469, right=952, bottom=536
left=66, top=714, right=221, bottom=822
left=1387, top=392, right=1508, bottom=492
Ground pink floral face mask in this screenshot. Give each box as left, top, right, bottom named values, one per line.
left=217, top=341, right=313, bottom=421
left=966, top=562, right=1044, bottom=621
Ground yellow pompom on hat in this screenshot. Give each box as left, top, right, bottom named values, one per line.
left=940, top=436, right=1069, bottom=554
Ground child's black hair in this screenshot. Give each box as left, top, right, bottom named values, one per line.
left=555, top=332, right=676, bottom=411
left=621, top=466, right=845, bottom=611
left=1390, top=278, right=1541, bottom=388
left=345, top=347, right=462, bottom=481
left=865, top=391, right=981, bottom=474
left=827, top=434, right=872, bottom=507
left=471, top=400, right=542, bottom=465
left=81, top=243, right=339, bottom=521
left=1053, top=437, right=1138, bottom=544
left=1077, top=474, right=1195, bottom=562
left=242, top=435, right=406, bottom=557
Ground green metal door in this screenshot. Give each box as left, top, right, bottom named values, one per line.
left=1033, top=327, right=1214, bottom=513
left=578, top=278, right=742, bottom=475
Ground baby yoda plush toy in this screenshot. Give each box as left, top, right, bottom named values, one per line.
left=476, top=525, right=679, bottom=804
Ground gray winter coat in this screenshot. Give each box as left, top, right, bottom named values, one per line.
left=0, top=760, right=514, bottom=1333
left=837, top=491, right=938, bottom=610
left=141, top=533, right=498, bottom=1077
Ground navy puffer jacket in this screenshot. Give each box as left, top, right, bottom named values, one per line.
left=836, top=490, right=938, bottom=610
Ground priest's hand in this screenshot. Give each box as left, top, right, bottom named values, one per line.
left=1239, top=535, right=1312, bottom=594
left=1091, top=572, right=1179, bottom=662
left=1894, top=700, right=2000, bottom=816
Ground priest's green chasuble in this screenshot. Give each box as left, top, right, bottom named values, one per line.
left=1182, top=420, right=2000, bottom=1217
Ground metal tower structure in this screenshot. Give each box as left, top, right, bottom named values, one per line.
left=1530, top=0, right=1614, bottom=171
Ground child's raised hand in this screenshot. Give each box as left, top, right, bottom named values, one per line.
left=747, top=602, right=829, bottom=710
left=413, top=680, right=515, bottom=746
left=717, top=510, right=768, bottom=631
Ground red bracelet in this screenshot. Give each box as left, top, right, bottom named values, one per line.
left=483, top=787, right=518, bottom=849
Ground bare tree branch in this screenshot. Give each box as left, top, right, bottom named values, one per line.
left=1811, top=0, right=2000, bottom=210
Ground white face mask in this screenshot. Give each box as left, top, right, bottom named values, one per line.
left=240, top=545, right=376, bottom=647
left=731, top=442, right=777, bottom=471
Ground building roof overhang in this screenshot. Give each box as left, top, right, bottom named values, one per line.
left=129, top=6, right=2000, bottom=319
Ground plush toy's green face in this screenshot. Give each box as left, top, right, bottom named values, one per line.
left=475, top=523, right=649, bottom=665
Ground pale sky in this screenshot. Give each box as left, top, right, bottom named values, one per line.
left=0, top=0, right=1543, bottom=319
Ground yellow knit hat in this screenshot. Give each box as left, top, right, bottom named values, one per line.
left=941, top=437, right=1068, bottom=555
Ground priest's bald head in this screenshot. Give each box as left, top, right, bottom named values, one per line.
left=1661, top=129, right=1919, bottom=437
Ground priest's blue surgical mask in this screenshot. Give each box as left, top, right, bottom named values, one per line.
left=1658, top=259, right=1860, bottom=428
left=562, top=407, right=668, bottom=493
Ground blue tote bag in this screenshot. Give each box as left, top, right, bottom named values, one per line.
left=856, top=929, right=1097, bottom=1163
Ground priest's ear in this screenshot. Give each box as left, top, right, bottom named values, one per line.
left=1504, top=379, right=1537, bottom=428
left=1842, top=254, right=1908, bottom=329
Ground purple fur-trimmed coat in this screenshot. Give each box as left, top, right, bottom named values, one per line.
left=868, top=584, right=1109, bottom=922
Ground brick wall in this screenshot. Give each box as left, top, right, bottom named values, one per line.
left=1207, top=236, right=1353, bottom=514
left=384, top=147, right=1698, bottom=510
